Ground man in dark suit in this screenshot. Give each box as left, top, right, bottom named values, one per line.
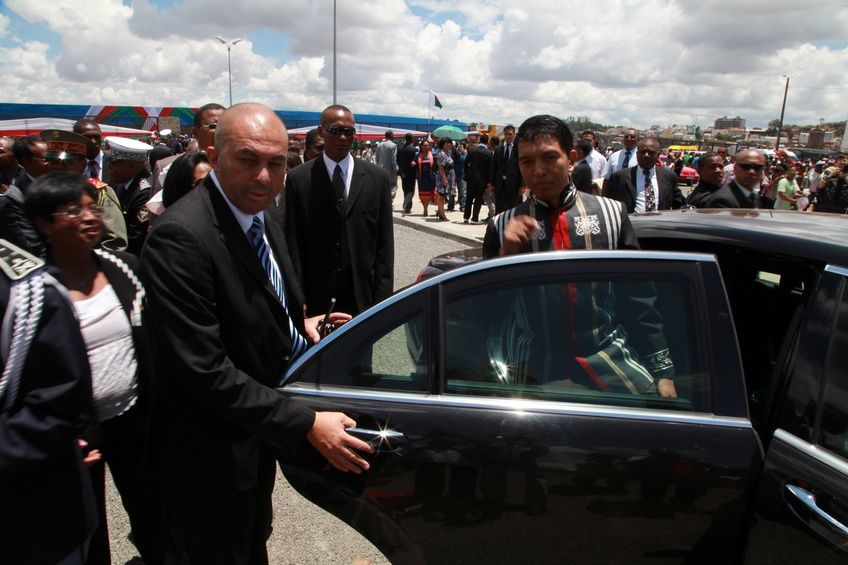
left=463, top=133, right=493, bottom=223
left=571, top=137, right=595, bottom=194
left=397, top=132, right=417, bottom=214
left=487, top=124, right=524, bottom=213
left=604, top=138, right=685, bottom=213
left=685, top=152, right=725, bottom=208
left=11, top=136, right=48, bottom=191
left=140, top=103, right=372, bottom=564
left=285, top=104, right=394, bottom=318
left=702, top=148, right=764, bottom=209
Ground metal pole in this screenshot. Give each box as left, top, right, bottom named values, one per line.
left=216, top=37, right=241, bottom=107
left=333, top=0, right=337, bottom=104
left=227, top=45, right=233, bottom=107
left=775, top=75, right=790, bottom=150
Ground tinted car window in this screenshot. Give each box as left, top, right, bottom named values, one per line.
left=820, top=282, right=848, bottom=459
left=444, top=273, right=709, bottom=412
left=294, top=292, right=428, bottom=392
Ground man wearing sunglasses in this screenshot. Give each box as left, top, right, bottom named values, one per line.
left=604, top=128, right=640, bottom=181
left=703, top=148, right=765, bottom=209
left=285, top=104, right=394, bottom=318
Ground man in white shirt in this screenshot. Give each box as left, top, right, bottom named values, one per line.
left=580, top=130, right=609, bottom=180
left=605, top=128, right=639, bottom=180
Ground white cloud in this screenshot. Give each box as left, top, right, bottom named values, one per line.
left=0, top=0, right=846, bottom=129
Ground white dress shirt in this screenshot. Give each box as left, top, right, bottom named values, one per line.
left=322, top=152, right=354, bottom=199
left=605, top=148, right=638, bottom=180
left=585, top=148, right=609, bottom=179
left=635, top=166, right=659, bottom=213
left=209, top=170, right=285, bottom=279
left=85, top=151, right=104, bottom=179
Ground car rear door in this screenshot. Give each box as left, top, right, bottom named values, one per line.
left=279, top=251, right=762, bottom=564
left=743, top=265, right=848, bottom=562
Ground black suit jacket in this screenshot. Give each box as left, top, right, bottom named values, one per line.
left=140, top=177, right=315, bottom=493
left=397, top=142, right=417, bottom=178
left=603, top=166, right=685, bottom=213
left=465, top=143, right=493, bottom=188
left=0, top=265, right=97, bottom=564
left=702, top=180, right=758, bottom=209
left=285, top=157, right=394, bottom=317
left=487, top=142, right=522, bottom=195
left=572, top=161, right=594, bottom=194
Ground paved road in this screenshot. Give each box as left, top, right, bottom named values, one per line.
left=107, top=222, right=471, bottom=564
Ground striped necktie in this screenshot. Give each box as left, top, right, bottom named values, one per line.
left=247, top=216, right=309, bottom=364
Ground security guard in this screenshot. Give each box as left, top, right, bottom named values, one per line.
left=0, top=238, right=97, bottom=564
left=40, top=129, right=128, bottom=251
left=106, top=136, right=153, bottom=255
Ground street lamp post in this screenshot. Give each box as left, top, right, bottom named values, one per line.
left=333, top=0, right=337, bottom=104
left=216, top=36, right=242, bottom=107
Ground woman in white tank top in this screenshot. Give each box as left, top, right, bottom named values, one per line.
left=28, top=171, right=165, bottom=565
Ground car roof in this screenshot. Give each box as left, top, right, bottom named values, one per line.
left=631, top=209, right=848, bottom=268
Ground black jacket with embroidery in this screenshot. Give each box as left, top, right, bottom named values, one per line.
left=481, top=186, right=674, bottom=390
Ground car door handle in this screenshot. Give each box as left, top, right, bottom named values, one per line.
left=785, top=484, right=848, bottom=536
left=346, top=427, right=407, bottom=453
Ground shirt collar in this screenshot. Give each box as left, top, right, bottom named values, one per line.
left=323, top=151, right=352, bottom=177
left=209, top=170, right=261, bottom=234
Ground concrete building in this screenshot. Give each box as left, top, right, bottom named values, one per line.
left=714, top=116, right=746, bottom=130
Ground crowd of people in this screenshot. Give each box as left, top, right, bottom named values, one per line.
left=0, top=102, right=846, bottom=565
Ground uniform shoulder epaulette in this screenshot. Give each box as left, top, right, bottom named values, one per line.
left=0, top=239, right=44, bottom=280
left=87, top=177, right=108, bottom=190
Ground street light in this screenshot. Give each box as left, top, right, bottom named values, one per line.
left=216, top=36, right=242, bottom=107
left=333, top=0, right=337, bottom=104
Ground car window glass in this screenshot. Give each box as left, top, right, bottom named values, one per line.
left=819, top=283, right=848, bottom=459
left=444, top=274, right=710, bottom=412
left=294, top=300, right=428, bottom=392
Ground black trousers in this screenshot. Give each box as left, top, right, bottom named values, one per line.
left=167, top=445, right=277, bottom=565
left=401, top=176, right=416, bottom=212
left=86, top=404, right=168, bottom=565
left=464, top=182, right=485, bottom=221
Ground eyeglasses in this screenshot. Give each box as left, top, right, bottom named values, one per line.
left=322, top=124, right=356, bottom=137
left=200, top=123, right=217, bottom=130
left=737, top=163, right=765, bottom=171
left=52, top=205, right=104, bottom=221
left=623, top=135, right=637, bottom=139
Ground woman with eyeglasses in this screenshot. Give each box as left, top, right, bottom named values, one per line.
left=26, top=171, right=165, bottom=565
left=162, top=151, right=212, bottom=208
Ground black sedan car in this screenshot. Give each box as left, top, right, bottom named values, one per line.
left=278, top=209, right=848, bottom=564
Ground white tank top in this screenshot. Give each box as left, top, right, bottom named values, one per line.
left=73, top=284, right=138, bottom=422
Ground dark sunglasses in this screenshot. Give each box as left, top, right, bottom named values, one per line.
left=623, top=135, right=637, bottom=139
left=323, top=124, right=356, bottom=137
left=737, top=163, right=765, bottom=171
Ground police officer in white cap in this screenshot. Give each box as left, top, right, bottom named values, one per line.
left=107, top=136, right=153, bottom=255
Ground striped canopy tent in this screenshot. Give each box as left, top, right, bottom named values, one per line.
left=0, top=117, right=153, bottom=138
left=86, top=105, right=196, bottom=130
left=286, top=123, right=429, bottom=140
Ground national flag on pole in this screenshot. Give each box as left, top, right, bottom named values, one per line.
left=429, top=91, right=443, bottom=109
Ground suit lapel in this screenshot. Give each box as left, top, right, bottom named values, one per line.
left=203, top=179, right=283, bottom=312
left=628, top=167, right=638, bottom=205
left=345, top=159, right=367, bottom=216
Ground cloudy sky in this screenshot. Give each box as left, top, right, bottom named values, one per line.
left=1, top=0, right=846, bottom=129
